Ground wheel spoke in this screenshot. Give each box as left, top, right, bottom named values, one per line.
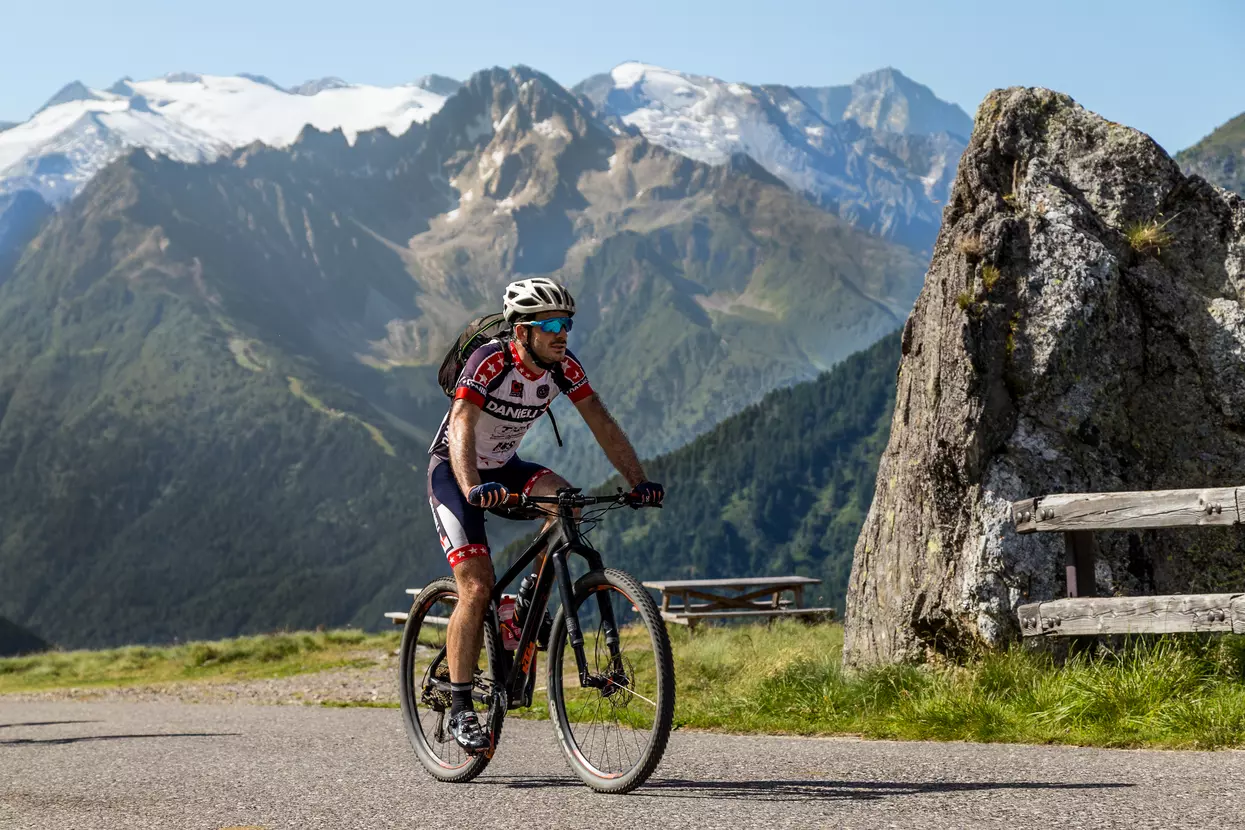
left=551, top=578, right=671, bottom=788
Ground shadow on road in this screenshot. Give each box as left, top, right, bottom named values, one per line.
left=0, top=721, right=101, bottom=729
left=492, top=776, right=1134, bottom=802
left=1, top=732, right=239, bottom=747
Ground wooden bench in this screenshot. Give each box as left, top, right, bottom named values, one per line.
left=641, top=576, right=834, bottom=629
left=383, top=588, right=451, bottom=627
left=1012, top=484, right=1243, bottom=636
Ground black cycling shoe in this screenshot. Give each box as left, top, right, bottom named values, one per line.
left=448, top=710, right=491, bottom=755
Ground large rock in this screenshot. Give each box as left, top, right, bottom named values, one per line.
left=843, top=87, right=1245, bottom=666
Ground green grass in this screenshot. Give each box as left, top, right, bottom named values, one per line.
left=0, top=629, right=400, bottom=692
left=8, top=622, right=1245, bottom=749
left=662, top=622, right=1245, bottom=748
left=1124, top=216, right=1175, bottom=254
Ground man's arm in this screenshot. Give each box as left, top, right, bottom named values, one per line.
left=447, top=399, right=483, bottom=497
left=573, top=393, right=647, bottom=488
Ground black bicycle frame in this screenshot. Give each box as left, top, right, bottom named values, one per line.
left=488, top=491, right=624, bottom=709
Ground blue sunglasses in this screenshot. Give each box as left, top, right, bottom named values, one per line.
left=527, top=317, right=573, bottom=334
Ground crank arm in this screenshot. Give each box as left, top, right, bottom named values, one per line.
left=427, top=678, right=493, bottom=706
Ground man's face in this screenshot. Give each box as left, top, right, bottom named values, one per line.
left=519, top=310, right=571, bottom=364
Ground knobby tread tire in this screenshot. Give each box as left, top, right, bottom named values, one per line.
left=398, top=576, right=502, bottom=784
left=547, top=567, right=676, bottom=794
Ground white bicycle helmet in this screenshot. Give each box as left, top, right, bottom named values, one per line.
left=502, top=277, right=576, bottom=323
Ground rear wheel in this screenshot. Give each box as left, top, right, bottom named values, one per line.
left=398, top=577, right=504, bottom=783
left=547, top=568, right=675, bottom=794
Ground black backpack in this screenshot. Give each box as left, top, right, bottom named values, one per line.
left=437, top=312, right=564, bottom=447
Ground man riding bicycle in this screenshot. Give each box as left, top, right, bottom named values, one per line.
left=426, top=277, right=664, bottom=754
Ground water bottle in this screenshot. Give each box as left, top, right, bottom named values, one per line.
left=515, top=573, right=538, bottom=624
left=498, top=595, right=520, bottom=650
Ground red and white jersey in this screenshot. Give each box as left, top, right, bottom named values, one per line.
left=428, top=340, right=593, bottom=469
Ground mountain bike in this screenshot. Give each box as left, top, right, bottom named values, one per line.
left=398, top=488, right=675, bottom=794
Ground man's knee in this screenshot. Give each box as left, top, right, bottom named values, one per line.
left=453, top=556, right=494, bottom=609
left=529, top=472, right=571, bottom=497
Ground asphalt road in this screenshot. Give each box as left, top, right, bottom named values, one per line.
left=2, top=701, right=1243, bottom=829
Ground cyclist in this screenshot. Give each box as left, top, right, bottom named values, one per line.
left=426, top=277, right=664, bottom=754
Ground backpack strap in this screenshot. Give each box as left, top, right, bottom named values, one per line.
left=545, top=406, right=564, bottom=448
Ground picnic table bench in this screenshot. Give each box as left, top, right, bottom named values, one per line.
left=640, top=576, right=834, bottom=629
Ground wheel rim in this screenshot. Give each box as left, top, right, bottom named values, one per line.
left=554, top=584, right=662, bottom=780
left=408, top=591, right=495, bottom=770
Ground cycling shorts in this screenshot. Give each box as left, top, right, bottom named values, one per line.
left=427, top=454, right=555, bottom=567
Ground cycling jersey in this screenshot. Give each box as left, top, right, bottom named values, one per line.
left=427, top=339, right=593, bottom=469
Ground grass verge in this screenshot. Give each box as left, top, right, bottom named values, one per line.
left=7, top=622, right=1245, bottom=749
left=0, top=629, right=400, bottom=692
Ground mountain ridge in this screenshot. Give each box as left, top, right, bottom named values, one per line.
left=575, top=62, right=968, bottom=253
left=0, top=64, right=925, bottom=646
left=1176, top=111, right=1245, bottom=196
left=0, top=73, right=450, bottom=205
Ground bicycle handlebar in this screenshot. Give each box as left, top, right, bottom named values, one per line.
left=499, top=490, right=654, bottom=509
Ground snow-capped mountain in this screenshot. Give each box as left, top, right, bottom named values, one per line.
left=0, top=73, right=455, bottom=205
left=577, top=62, right=970, bottom=252
left=793, top=68, right=973, bottom=138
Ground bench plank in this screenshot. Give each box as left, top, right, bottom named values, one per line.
left=1012, top=486, right=1240, bottom=533
left=665, top=599, right=795, bottom=613
left=642, top=576, right=821, bottom=590
left=663, top=607, right=835, bottom=622
left=1018, top=594, right=1245, bottom=636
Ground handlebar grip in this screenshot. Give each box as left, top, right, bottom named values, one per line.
left=500, top=493, right=525, bottom=508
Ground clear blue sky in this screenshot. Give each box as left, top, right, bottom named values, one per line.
left=2, top=0, right=1241, bottom=152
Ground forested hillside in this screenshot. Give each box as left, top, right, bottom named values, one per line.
left=0, top=615, right=47, bottom=657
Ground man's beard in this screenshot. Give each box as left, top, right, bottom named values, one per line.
left=536, top=341, right=566, bottom=364
left=526, top=333, right=566, bottom=369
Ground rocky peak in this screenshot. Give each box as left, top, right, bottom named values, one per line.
left=415, top=74, right=463, bottom=97
left=795, top=67, right=973, bottom=138
left=844, top=86, right=1245, bottom=666
left=238, top=73, right=285, bottom=91
left=423, top=66, right=613, bottom=205
left=36, top=81, right=98, bottom=114
left=290, top=76, right=351, bottom=96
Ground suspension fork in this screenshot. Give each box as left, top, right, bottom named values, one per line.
left=551, top=541, right=623, bottom=688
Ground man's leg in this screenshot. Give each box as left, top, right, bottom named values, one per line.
left=514, top=467, right=578, bottom=572
left=427, top=456, right=494, bottom=753
left=447, top=554, right=493, bottom=687
left=527, top=470, right=576, bottom=536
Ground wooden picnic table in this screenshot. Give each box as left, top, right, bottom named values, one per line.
left=641, top=576, right=833, bottom=628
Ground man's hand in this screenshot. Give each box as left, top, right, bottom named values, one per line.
left=629, top=481, right=664, bottom=508
left=468, top=482, right=510, bottom=509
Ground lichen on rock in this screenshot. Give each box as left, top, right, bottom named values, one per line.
left=843, top=87, right=1245, bottom=667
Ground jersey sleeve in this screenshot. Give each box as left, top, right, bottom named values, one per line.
left=454, top=343, right=507, bottom=408
left=556, top=349, right=594, bottom=403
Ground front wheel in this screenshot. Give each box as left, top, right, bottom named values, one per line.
left=547, top=568, right=675, bottom=794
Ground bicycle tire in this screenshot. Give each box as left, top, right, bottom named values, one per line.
left=547, top=567, right=675, bottom=794
left=398, top=576, right=504, bottom=783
